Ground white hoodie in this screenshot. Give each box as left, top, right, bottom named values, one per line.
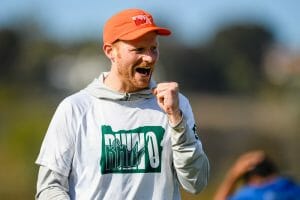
left=36, top=73, right=209, bottom=200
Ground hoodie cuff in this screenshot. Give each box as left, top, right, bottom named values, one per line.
left=169, top=111, right=185, bottom=133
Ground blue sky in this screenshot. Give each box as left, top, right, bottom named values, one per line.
left=1, top=0, right=300, bottom=50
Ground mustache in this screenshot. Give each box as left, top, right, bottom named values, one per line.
left=136, top=59, right=155, bottom=67
left=138, top=63, right=149, bottom=67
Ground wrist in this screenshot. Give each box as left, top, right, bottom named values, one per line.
left=168, top=109, right=182, bottom=127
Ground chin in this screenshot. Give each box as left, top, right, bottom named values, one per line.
left=134, top=81, right=150, bottom=90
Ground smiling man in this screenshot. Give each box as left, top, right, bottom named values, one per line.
left=35, top=8, right=209, bottom=200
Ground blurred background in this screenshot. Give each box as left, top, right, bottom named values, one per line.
left=1, top=0, right=300, bottom=199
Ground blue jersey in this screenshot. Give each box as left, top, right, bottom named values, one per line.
left=229, top=177, right=300, bottom=200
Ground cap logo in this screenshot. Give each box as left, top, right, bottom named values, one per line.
left=132, top=15, right=152, bottom=26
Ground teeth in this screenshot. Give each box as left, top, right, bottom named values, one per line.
left=136, top=66, right=150, bottom=69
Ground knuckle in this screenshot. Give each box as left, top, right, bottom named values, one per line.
left=172, top=82, right=178, bottom=87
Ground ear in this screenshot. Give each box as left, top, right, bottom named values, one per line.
left=103, top=43, right=116, bottom=62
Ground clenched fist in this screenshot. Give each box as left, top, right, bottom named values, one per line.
left=153, top=82, right=182, bottom=126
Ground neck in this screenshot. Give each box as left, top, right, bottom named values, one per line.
left=248, top=174, right=278, bottom=186
left=103, top=73, right=123, bottom=92
left=104, top=72, right=136, bottom=93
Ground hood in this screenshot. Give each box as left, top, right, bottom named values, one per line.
left=84, top=72, right=156, bottom=101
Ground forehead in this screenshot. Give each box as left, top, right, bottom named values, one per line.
left=116, top=32, right=158, bottom=48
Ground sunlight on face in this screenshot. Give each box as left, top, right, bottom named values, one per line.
left=111, top=32, right=159, bottom=92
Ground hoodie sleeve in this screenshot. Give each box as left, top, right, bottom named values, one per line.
left=35, top=99, right=76, bottom=177
left=36, top=165, right=70, bottom=200
left=170, top=94, right=210, bottom=194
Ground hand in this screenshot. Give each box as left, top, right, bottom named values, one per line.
left=213, top=150, right=266, bottom=200
left=228, top=150, right=266, bottom=180
left=152, top=82, right=182, bottom=125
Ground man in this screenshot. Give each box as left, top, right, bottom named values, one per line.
left=35, top=8, right=209, bottom=200
left=214, top=150, right=300, bottom=200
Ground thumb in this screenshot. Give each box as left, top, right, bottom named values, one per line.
left=152, top=88, right=157, bottom=95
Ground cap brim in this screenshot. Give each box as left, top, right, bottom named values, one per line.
left=118, top=26, right=171, bottom=41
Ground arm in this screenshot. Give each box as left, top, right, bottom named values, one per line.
left=170, top=116, right=209, bottom=194
left=35, top=99, right=79, bottom=199
left=213, top=150, right=265, bottom=200
left=153, top=82, right=209, bottom=194
left=36, top=165, right=70, bottom=200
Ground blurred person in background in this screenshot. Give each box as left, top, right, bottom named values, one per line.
left=35, top=8, right=209, bottom=200
left=214, top=150, right=300, bottom=200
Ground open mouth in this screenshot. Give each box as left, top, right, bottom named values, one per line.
left=135, top=67, right=151, bottom=76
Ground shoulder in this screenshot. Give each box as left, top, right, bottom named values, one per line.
left=178, top=92, right=191, bottom=107
left=57, top=90, right=94, bottom=116
left=276, top=177, right=300, bottom=193
left=178, top=92, right=196, bottom=126
left=178, top=92, right=193, bottom=115
left=229, top=186, right=257, bottom=200
left=178, top=92, right=189, bottom=100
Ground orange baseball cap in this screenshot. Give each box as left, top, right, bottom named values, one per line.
left=103, top=8, right=171, bottom=44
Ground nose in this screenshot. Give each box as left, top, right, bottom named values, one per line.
left=142, top=49, right=158, bottom=63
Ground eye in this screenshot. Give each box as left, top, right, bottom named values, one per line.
left=133, top=47, right=145, bottom=53
left=150, top=46, right=158, bottom=53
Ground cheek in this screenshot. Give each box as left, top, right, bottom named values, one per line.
left=151, top=51, right=159, bottom=63
left=116, top=51, right=122, bottom=59
left=118, top=51, right=136, bottom=63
